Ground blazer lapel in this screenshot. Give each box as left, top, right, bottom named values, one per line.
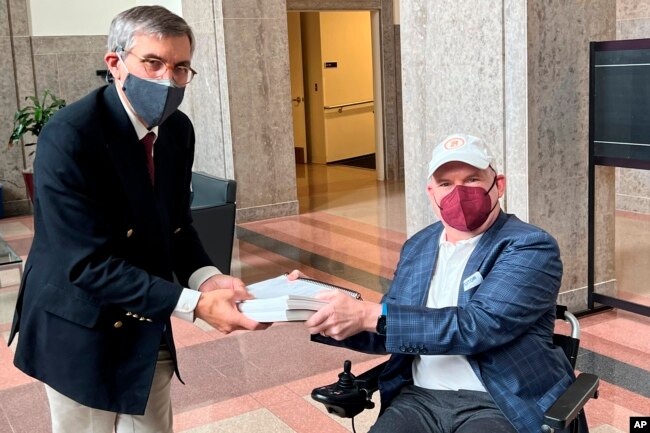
left=100, top=86, right=164, bottom=244
left=150, top=129, right=176, bottom=245
left=413, top=224, right=443, bottom=306
left=458, top=211, right=508, bottom=306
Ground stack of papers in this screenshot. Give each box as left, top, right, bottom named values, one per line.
left=239, top=275, right=360, bottom=322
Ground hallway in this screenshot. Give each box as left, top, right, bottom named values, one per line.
left=0, top=164, right=647, bottom=432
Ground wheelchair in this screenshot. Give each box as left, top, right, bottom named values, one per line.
left=311, top=305, right=599, bottom=433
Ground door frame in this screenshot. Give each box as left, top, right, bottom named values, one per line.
left=286, top=0, right=402, bottom=181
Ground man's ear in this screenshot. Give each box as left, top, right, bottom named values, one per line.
left=496, top=174, right=506, bottom=198
left=104, top=52, right=121, bottom=82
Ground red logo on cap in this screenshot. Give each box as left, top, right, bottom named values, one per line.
left=443, top=137, right=465, bottom=150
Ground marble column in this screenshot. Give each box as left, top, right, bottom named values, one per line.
left=221, top=0, right=299, bottom=222
left=183, top=0, right=299, bottom=222
left=401, top=0, right=617, bottom=311
left=182, top=0, right=235, bottom=181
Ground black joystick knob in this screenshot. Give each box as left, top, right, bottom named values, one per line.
left=311, top=359, right=370, bottom=418
left=336, top=360, right=356, bottom=390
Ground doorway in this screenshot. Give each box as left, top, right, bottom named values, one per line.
left=283, top=0, right=400, bottom=221
left=288, top=10, right=382, bottom=176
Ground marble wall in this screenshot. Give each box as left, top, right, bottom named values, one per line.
left=31, top=36, right=107, bottom=106
left=0, top=0, right=106, bottom=216
left=615, top=0, right=650, bottom=215
left=0, top=0, right=26, bottom=216
left=401, top=0, right=617, bottom=311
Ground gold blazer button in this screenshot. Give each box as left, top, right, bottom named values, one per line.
left=127, top=229, right=134, bottom=238
left=113, top=321, right=123, bottom=329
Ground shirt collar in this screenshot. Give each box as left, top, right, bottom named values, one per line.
left=116, top=85, right=159, bottom=140
left=439, top=229, right=484, bottom=247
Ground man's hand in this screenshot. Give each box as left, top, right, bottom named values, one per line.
left=194, top=286, right=268, bottom=333
left=199, top=274, right=246, bottom=292
left=305, top=291, right=382, bottom=340
left=286, top=269, right=306, bottom=281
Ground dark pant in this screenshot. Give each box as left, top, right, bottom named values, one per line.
left=369, top=386, right=516, bottom=433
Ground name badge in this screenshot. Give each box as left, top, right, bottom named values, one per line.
left=463, top=272, right=483, bottom=291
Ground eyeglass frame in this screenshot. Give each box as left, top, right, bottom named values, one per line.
left=117, top=48, right=198, bottom=86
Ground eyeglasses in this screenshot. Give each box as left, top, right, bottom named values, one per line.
left=120, top=50, right=197, bottom=85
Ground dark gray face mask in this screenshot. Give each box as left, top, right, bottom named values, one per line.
left=121, top=73, right=185, bottom=127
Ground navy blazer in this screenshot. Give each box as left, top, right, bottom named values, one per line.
left=318, top=212, right=577, bottom=433
left=9, top=85, right=212, bottom=414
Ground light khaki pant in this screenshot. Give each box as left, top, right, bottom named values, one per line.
left=45, top=350, right=174, bottom=433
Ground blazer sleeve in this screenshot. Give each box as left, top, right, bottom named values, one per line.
left=34, top=118, right=183, bottom=322
left=384, top=229, right=563, bottom=355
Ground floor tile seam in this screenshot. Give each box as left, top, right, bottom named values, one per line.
left=264, top=398, right=350, bottom=433
left=577, top=347, right=650, bottom=399
left=301, top=178, right=379, bottom=192
left=239, top=210, right=406, bottom=242
left=576, top=311, right=619, bottom=328
left=590, top=376, right=650, bottom=411
left=615, top=210, right=650, bottom=222
left=0, top=374, right=35, bottom=392
left=299, top=211, right=407, bottom=240
left=236, top=230, right=398, bottom=277
left=0, top=403, right=14, bottom=433
left=239, top=223, right=404, bottom=256
left=579, top=332, right=650, bottom=371
left=0, top=287, right=19, bottom=295
left=615, top=310, right=650, bottom=326
left=235, top=232, right=393, bottom=294
left=172, top=395, right=263, bottom=429
left=235, top=243, right=371, bottom=288
left=249, top=385, right=305, bottom=409
left=0, top=223, right=32, bottom=231
left=586, top=394, right=646, bottom=421
left=613, top=289, right=650, bottom=303
left=1, top=233, right=34, bottom=242
left=586, top=406, right=638, bottom=433
left=253, top=219, right=406, bottom=250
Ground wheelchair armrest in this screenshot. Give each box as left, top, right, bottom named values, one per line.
left=351, top=360, right=387, bottom=394
left=542, top=373, right=599, bottom=431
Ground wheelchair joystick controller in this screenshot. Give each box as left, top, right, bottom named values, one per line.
left=310, top=360, right=376, bottom=418
left=336, top=360, right=356, bottom=389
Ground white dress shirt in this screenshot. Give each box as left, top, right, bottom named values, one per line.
left=412, top=230, right=486, bottom=391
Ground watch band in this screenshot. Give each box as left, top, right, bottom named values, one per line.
left=376, top=303, right=387, bottom=335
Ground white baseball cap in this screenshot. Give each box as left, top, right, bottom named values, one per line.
left=427, top=134, right=494, bottom=178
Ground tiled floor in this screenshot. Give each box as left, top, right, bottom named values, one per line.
left=0, top=163, right=648, bottom=433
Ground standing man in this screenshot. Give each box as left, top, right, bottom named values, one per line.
left=301, top=134, right=578, bottom=433
left=8, top=6, right=265, bottom=433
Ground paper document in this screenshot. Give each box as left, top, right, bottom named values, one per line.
left=239, top=275, right=361, bottom=322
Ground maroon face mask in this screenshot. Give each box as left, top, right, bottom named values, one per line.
left=435, top=176, right=498, bottom=232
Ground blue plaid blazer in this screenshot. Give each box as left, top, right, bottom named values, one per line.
left=324, top=212, right=576, bottom=433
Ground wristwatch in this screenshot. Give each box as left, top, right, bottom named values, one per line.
left=376, top=303, right=387, bottom=335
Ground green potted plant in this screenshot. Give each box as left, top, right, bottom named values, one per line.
left=8, top=89, right=66, bottom=201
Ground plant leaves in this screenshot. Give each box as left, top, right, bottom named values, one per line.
left=8, top=90, right=66, bottom=148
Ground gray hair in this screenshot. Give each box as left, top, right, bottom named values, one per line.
left=107, top=6, right=195, bottom=56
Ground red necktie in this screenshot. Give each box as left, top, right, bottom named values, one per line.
left=141, top=132, right=156, bottom=185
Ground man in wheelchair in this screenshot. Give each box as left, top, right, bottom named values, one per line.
left=298, top=134, right=583, bottom=433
